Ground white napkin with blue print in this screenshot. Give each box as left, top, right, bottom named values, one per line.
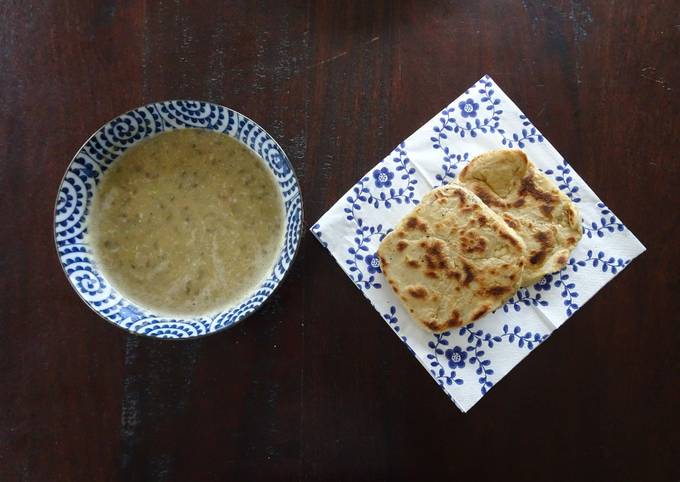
left=311, top=75, right=645, bottom=412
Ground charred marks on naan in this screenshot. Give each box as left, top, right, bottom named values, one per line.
left=406, top=285, right=428, bottom=299
left=405, top=216, right=427, bottom=232
left=472, top=186, right=505, bottom=208
left=419, top=239, right=449, bottom=271
left=519, top=175, right=557, bottom=218
left=472, top=305, right=490, bottom=321
left=484, top=285, right=511, bottom=298
left=529, top=230, right=553, bottom=266
left=461, top=231, right=487, bottom=254
left=461, top=261, right=475, bottom=286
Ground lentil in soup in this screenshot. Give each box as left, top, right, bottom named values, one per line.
left=88, top=128, right=285, bottom=316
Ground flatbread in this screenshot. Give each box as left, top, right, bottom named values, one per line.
left=457, top=149, right=582, bottom=287
left=377, top=183, right=526, bottom=332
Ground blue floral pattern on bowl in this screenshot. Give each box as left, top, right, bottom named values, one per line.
left=54, top=100, right=303, bottom=339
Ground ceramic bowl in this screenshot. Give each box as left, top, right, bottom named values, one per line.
left=54, top=100, right=303, bottom=339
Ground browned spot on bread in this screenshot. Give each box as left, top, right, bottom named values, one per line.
left=437, top=197, right=447, bottom=204
left=407, top=286, right=428, bottom=299
left=509, top=274, right=516, bottom=281
left=405, top=216, right=427, bottom=232
left=556, top=255, right=567, bottom=265
left=503, top=214, right=519, bottom=230
left=567, top=236, right=576, bottom=244
left=424, top=256, right=436, bottom=270
left=426, top=242, right=443, bottom=255
left=423, top=320, right=440, bottom=331
left=513, top=198, right=526, bottom=208
left=461, top=231, right=488, bottom=254
left=406, top=260, right=420, bottom=268
left=422, top=240, right=449, bottom=270
left=446, top=270, right=461, bottom=280
left=529, top=251, right=546, bottom=265
left=378, top=255, right=388, bottom=267
left=534, top=231, right=550, bottom=244
left=566, top=207, right=576, bottom=224
left=474, top=187, right=504, bottom=208
left=425, top=271, right=438, bottom=279
left=397, top=231, right=405, bottom=238
left=485, top=286, right=510, bottom=297
left=462, top=261, right=474, bottom=286
left=446, top=311, right=462, bottom=327
left=452, top=189, right=467, bottom=205
left=530, top=231, right=552, bottom=265
left=396, top=240, right=408, bottom=251
left=519, top=176, right=557, bottom=204
left=478, top=215, right=488, bottom=226
left=540, top=204, right=554, bottom=217
left=472, top=306, right=489, bottom=321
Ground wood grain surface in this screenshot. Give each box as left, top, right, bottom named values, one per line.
left=1, top=1, right=679, bottom=480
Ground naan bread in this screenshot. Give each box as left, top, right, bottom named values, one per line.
left=457, top=149, right=582, bottom=287
left=377, top=183, right=526, bottom=332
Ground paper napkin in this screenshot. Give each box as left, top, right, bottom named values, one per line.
left=311, top=75, right=645, bottom=412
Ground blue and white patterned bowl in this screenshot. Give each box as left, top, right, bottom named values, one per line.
left=54, top=100, right=303, bottom=339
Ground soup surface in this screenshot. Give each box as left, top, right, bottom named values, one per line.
left=88, top=128, right=284, bottom=316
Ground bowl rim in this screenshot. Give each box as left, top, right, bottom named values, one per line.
left=53, top=99, right=304, bottom=340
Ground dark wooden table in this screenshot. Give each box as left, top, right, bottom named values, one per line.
left=2, top=1, right=679, bottom=480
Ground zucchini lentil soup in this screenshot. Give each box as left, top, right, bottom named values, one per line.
left=88, top=128, right=285, bottom=316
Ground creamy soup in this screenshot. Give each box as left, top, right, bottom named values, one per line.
left=88, top=128, right=285, bottom=316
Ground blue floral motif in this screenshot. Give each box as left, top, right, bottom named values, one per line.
left=426, top=324, right=549, bottom=395
left=582, top=203, right=625, bottom=238
left=364, top=253, right=381, bottom=274
left=503, top=288, right=549, bottom=313
left=533, top=274, right=553, bottom=292
left=342, top=142, right=418, bottom=291
left=372, top=166, right=394, bottom=188
left=543, top=159, right=581, bottom=202
left=458, top=98, right=479, bottom=118
left=435, top=152, right=469, bottom=186
left=445, top=346, right=467, bottom=369
left=569, top=250, right=629, bottom=274
left=344, top=143, right=417, bottom=217
left=310, top=223, right=327, bottom=248
left=554, top=270, right=579, bottom=316
left=432, top=77, right=503, bottom=140
left=382, top=305, right=402, bottom=334
left=345, top=220, right=387, bottom=290
left=461, top=324, right=549, bottom=394
left=427, top=334, right=465, bottom=387
left=499, top=123, right=545, bottom=148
